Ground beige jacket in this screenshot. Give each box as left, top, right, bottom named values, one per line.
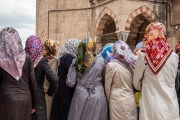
left=133, top=52, right=179, bottom=120
left=44, top=58, right=58, bottom=120
left=105, top=61, right=137, bottom=120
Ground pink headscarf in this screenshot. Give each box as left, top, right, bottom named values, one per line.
left=25, top=35, right=42, bottom=64
left=0, top=27, right=26, bottom=80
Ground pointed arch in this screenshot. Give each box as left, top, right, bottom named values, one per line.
left=125, top=5, right=160, bottom=30
left=95, top=8, right=119, bottom=37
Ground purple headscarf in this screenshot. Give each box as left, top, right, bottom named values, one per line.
left=25, top=35, right=42, bottom=63
left=112, top=40, right=137, bottom=74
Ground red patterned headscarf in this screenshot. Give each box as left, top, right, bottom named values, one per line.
left=144, top=22, right=172, bottom=74
left=25, top=35, right=42, bottom=63
left=0, top=27, right=26, bottom=80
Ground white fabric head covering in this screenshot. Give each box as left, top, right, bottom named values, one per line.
left=58, top=38, right=81, bottom=59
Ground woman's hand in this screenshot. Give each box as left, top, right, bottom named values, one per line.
left=31, top=109, right=35, bottom=113
left=45, top=92, right=48, bottom=97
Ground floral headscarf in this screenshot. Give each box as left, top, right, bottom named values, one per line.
left=58, top=38, right=81, bottom=59
left=42, top=39, right=59, bottom=59
left=144, top=22, right=172, bottom=74
left=112, top=40, right=137, bottom=74
left=74, top=38, right=96, bottom=76
left=101, top=43, right=114, bottom=64
left=0, top=27, right=26, bottom=80
left=25, top=35, right=42, bottom=63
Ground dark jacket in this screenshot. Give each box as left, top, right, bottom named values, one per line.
left=32, top=57, right=58, bottom=120
left=50, top=53, right=75, bottom=120
left=176, top=64, right=180, bottom=107
left=0, top=54, right=38, bottom=120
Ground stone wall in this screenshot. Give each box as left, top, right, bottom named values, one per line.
left=36, top=0, right=178, bottom=52
left=171, top=0, right=180, bottom=50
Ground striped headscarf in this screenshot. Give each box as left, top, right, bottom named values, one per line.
left=0, top=27, right=26, bottom=80
left=58, top=38, right=81, bottom=59
left=25, top=35, right=42, bottom=63
left=42, top=39, right=59, bottom=59
left=101, top=43, right=114, bottom=64
left=74, top=38, right=96, bottom=75
left=144, top=22, right=172, bottom=74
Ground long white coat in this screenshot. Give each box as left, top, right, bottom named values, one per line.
left=105, top=61, right=137, bottom=120
left=133, top=52, right=179, bottom=120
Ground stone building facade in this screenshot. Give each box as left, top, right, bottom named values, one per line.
left=36, top=0, right=180, bottom=52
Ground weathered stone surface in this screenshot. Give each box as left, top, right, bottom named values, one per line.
left=36, top=0, right=180, bottom=51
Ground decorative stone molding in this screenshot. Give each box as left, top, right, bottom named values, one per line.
left=95, top=7, right=119, bottom=38
left=125, top=5, right=160, bottom=31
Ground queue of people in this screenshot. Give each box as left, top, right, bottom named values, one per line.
left=0, top=22, right=180, bottom=120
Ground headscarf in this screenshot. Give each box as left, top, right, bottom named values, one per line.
left=25, top=35, right=42, bottom=64
left=101, top=43, right=114, bottom=64
left=42, top=39, right=59, bottom=59
left=134, top=42, right=143, bottom=51
left=112, top=40, right=137, bottom=74
left=0, top=27, right=26, bottom=80
left=58, top=38, right=81, bottom=59
left=143, top=22, right=172, bottom=74
left=134, top=42, right=143, bottom=56
left=74, top=38, right=96, bottom=75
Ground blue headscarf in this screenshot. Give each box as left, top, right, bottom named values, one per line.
left=101, top=43, right=114, bottom=64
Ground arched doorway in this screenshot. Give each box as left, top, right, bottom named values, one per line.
left=127, top=14, right=150, bottom=49
left=125, top=5, right=160, bottom=50
left=95, top=8, right=119, bottom=52
left=102, top=16, right=118, bottom=46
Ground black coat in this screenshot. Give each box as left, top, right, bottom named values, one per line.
left=51, top=54, right=75, bottom=120
left=0, top=54, right=38, bottom=120
left=32, top=57, right=58, bottom=120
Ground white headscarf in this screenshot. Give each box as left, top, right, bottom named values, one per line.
left=58, top=38, right=81, bottom=59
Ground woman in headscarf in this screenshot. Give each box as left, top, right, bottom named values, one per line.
left=0, top=27, right=38, bottom=120
left=25, top=35, right=58, bottom=120
left=175, top=42, right=180, bottom=110
left=134, top=41, right=143, bottom=51
left=133, top=22, right=179, bottom=120
left=100, top=43, right=114, bottom=91
left=42, top=39, right=59, bottom=120
left=101, top=43, right=114, bottom=64
left=133, top=42, right=143, bottom=120
left=66, top=38, right=108, bottom=120
left=134, top=41, right=143, bottom=57
left=50, top=38, right=81, bottom=120
left=105, top=40, right=137, bottom=120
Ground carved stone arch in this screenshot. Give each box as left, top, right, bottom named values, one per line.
left=95, top=7, right=119, bottom=37
left=125, top=5, right=160, bottom=31
left=125, top=5, right=160, bottom=49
